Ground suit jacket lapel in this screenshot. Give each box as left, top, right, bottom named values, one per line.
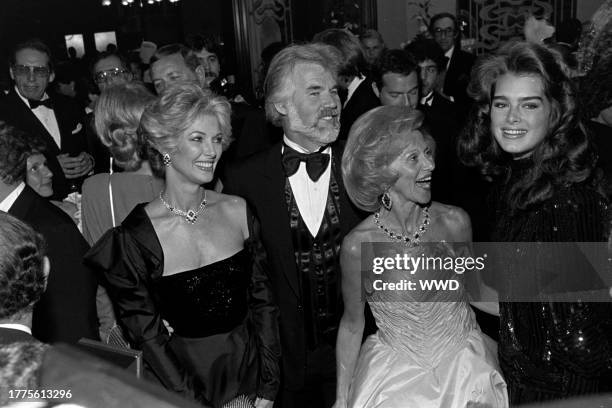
left=7, top=91, right=60, bottom=155
left=7, top=186, right=36, bottom=220
left=332, top=143, right=362, bottom=237
left=262, top=143, right=301, bottom=298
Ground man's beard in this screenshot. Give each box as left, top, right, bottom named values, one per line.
left=286, top=105, right=340, bottom=144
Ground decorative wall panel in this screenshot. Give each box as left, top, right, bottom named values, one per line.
left=457, top=0, right=576, bottom=54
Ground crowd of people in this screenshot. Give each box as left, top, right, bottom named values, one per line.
left=1, top=3, right=612, bottom=407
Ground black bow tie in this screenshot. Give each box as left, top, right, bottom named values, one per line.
left=282, top=144, right=330, bottom=182
left=28, top=98, right=53, bottom=110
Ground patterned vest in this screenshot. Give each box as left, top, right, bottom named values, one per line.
left=284, top=163, right=343, bottom=350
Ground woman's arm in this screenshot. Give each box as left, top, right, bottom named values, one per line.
left=84, top=228, right=208, bottom=404
left=245, top=207, right=281, bottom=403
left=334, top=234, right=366, bottom=408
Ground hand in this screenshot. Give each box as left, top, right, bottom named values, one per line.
left=254, top=397, right=273, bottom=408
left=57, top=152, right=93, bottom=179
left=331, top=399, right=348, bottom=408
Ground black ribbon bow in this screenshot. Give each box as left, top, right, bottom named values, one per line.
left=28, top=98, right=53, bottom=110
left=282, top=144, right=330, bottom=182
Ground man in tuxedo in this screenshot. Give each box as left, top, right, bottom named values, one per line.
left=0, top=212, right=48, bottom=345
left=0, top=39, right=93, bottom=200
left=224, top=43, right=363, bottom=408
left=430, top=12, right=476, bottom=117
left=313, top=29, right=380, bottom=141
left=0, top=122, right=99, bottom=344
left=87, top=51, right=135, bottom=174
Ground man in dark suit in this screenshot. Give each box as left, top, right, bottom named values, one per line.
left=430, top=13, right=476, bottom=118
left=224, top=44, right=363, bottom=408
left=313, top=29, right=380, bottom=141
left=0, top=122, right=99, bottom=344
left=0, top=39, right=93, bottom=200
left=0, top=212, right=48, bottom=345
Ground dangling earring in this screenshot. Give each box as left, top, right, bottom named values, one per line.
left=162, top=153, right=172, bottom=167
left=381, top=191, right=392, bottom=211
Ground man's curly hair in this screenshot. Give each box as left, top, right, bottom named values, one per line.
left=0, top=212, right=47, bottom=320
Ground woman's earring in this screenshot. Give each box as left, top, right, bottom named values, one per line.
left=162, top=153, right=172, bottom=167
left=381, top=191, right=392, bottom=211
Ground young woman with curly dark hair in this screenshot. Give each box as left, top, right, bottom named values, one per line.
left=459, top=41, right=612, bottom=404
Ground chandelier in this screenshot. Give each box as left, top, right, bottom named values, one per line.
left=101, top=0, right=180, bottom=6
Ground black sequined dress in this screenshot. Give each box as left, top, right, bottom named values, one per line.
left=85, top=204, right=280, bottom=407
left=489, top=158, right=612, bottom=404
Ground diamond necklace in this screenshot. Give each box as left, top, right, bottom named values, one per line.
left=159, top=190, right=207, bottom=224
left=374, top=206, right=430, bottom=247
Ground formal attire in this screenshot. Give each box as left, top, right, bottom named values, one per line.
left=82, top=172, right=164, bottom=245
left=339, top=76, right=380, bottom=141
left=419, top=91, right=459, bottom=204
left=0, top=325, right=37, bottom=344
left=0, top=89, right=89, bottom=199
left=587, top=120, right=612, bottom=199
left=348, top=242, right=508, bottom=407
left=84, top=204, right=280, bottom=407
left=490, top=158, right=612, bottom=404
left=4, top=185, right=99, bottom=344
left=442, top=47, right=476, bottom=119
left=224, top=139, right=365, bottom=408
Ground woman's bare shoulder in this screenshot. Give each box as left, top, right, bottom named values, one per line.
left=429, top=202, right=472, bottom=241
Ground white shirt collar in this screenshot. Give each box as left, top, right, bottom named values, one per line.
left=444, top=46, right=455, bottom=69
left=420, top=91, right=434, bottom=106
left=14, top=86, right=50, bottom=109
left=283, top=135, right=331, bottom=156
left=0, top=182, right=25, bottom=212
left=0, top=323, right=32, bottom=335
left=345, top=75, right=366, bottom=107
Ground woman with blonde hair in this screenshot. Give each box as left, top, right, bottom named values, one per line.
left=86, top=83, right=280, bottom=407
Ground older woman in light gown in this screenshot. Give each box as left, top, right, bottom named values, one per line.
left=334, top=106, right=508, bottom=408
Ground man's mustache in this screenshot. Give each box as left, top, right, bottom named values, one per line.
left=319, top=108, right=339, bottom=118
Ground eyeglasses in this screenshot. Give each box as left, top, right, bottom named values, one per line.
left=433, top=27, right=456, bottom=37
left=12, top=64, right=50, bottom=78
left=94, top=68, right=130, bottom=84
left=420, top=65, right=438, bottom=75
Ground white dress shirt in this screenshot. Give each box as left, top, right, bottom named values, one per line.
left=421, top=91, right=434, bottom=107
left=15, top=87, right=62, bottom=148
left=345, top=75, right=366, bottom=108
left=283, top=136, right=332, bottom=237
left=0, top=182, right=25, bottom=212
left=0, top=323, right=32, bottom=335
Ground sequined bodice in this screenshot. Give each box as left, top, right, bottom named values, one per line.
left=156, top=250, right=251, bottom=338
left=365, top=243, right=477, bottom=368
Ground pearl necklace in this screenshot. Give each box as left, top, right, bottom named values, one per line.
left=374, top=206, right=430, bottom=247
left=159, top=190, right=207, bottom=224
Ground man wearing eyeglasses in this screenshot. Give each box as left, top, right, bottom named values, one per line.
left=0, top=39, right=93, bottom=200
left=429, top=13, right=475, bottom=115
left=87, top=51, right=135, bottom=174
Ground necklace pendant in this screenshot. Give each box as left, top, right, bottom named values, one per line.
left=186, top=210, right=198, bottom=224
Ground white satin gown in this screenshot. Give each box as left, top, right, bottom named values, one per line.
left=348, top=244, right=508, bottom=408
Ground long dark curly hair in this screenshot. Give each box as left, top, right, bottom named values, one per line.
left=458, top=41, right=597, bottom=212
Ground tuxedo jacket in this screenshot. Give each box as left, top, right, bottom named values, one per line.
left=8, top=186, right=99, bottom=344
left=339, top=77, right=380, bottom=141
left=0, top=90, right=88, bottom=199
left=443, top=48, right=476, bottom=115
left=419, top=92, right=459, bottom=204
left=223, top=141, right=364, bottom=389
left=0, top=327, right=37, bottom=344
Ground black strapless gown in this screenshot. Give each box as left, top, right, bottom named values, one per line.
left=84, top=204, right=280, bottom=408
left=158, top=250, right=259, bottom=407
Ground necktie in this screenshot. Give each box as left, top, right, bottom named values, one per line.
left=28, top=98, right=54, bottom=110
left=282, top=144, right=330, bottom=182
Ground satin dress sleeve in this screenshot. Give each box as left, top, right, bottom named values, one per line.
left=84, top=225, right=211, bottom=406
left=245, top=206, right=281, bottom=401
